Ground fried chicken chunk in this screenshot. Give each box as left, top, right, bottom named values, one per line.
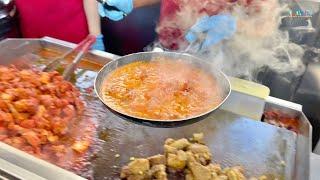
left=120, top=133, right=269, bottom=180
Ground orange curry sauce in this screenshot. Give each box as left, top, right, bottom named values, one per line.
left=103, top=60, right=222, bottom=120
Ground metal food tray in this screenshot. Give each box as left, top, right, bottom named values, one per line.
left=0, top=37, right=311, bottom=180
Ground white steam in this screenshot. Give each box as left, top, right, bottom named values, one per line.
left=149, top=0, right=306, bottom=81
left=206, top=0, right=306, bottom=80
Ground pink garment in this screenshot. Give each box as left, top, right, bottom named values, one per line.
left=15, top=0, right=89, bottom=43
left=157, top=0, right=260, bottom=50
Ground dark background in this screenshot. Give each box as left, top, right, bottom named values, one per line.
left=101, top=4, right=161, bottom=55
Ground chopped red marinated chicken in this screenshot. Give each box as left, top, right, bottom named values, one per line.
left=0, top=65, right=94, bottom=172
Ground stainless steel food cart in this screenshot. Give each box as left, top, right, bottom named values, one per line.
left=0, top=37, right=314, bottom=180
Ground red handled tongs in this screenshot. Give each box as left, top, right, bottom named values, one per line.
left=43, top=35, right=96, bottom=80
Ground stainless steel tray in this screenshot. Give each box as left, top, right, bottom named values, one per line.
left=0, top=37, right=311, bottom=180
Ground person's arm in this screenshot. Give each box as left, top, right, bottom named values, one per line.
left=83, top=0, right=101, bottom=36
left=133, top=0, right=161, bottom=8
left=83, top=0, right=105, bottom=51
left=98, top=0, right=161, bottom=21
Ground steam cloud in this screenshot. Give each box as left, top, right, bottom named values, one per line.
left=147, top=0, right=306, bottom=81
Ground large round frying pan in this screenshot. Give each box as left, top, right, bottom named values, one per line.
left=94, top=51, right=231, bottom=123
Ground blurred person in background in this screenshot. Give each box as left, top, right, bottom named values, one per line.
left=98, top=0, right=279, bottom=52
left=0, top=0, right=19, bottom=40
left=99, top=1, right=161, bottom=55
left=15, top=0, right=105, bottom=50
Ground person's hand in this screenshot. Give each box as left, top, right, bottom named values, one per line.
left=98, top=0, right=133, bottom=21
left=185, top=14, right=237, bottom=50
left=91, top=35, right=105, bottom=51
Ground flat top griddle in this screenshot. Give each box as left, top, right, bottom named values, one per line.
left=86, top=95, right=296, bottom=179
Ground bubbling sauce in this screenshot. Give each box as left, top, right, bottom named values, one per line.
left=102, top=60, right=223, bottom=120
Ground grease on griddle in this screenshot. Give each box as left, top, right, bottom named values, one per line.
left=99, top=129, right=110, bottom=141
